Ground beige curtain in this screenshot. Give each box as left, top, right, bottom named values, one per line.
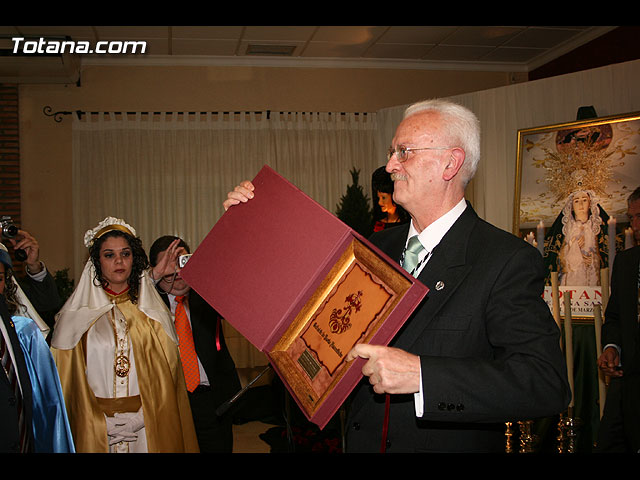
left=375, top=59, right=640, bottom=233
left=72, top=110, right=379, bottom=367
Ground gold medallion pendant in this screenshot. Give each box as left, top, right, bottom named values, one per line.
left=115, top=354, right=130, bottom=377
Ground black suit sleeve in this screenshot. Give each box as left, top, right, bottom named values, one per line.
left=18, top=269, right=63, bottom=327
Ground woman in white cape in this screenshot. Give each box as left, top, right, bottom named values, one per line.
left=51, top=217, right=198, bottom=453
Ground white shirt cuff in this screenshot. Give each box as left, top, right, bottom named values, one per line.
left=414, top=363, right=424, bottom=417
left=26, top=261, right=47, bottom=282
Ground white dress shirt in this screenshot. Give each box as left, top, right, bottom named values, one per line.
left=404, top=198, right=467, bottom=416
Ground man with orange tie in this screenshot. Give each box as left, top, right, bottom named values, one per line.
left=149, top=236, right=241, bottom=453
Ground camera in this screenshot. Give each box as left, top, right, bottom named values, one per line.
left=178, top=254, right=192, bottom=268
left=0, top=216, right=27, bottom=261
left=0, top=216, right=19, bottom=239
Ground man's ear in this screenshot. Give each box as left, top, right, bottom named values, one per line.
left=442, top=147, right=465, bottom=182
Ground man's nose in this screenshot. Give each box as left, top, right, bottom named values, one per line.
left=386, top=154, right=401, bottom=173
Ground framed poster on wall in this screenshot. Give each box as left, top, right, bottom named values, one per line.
left=514, top=111, right=640, bottom=319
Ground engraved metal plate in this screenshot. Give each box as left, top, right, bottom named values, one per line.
left=297, top=349, right=321, bottom=380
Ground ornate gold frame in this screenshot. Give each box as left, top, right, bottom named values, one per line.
left=269, top=238, right=412, bottom=419
left=513, top=111, right=640, bottom=321
left=513, top=111, right=640, bottom=235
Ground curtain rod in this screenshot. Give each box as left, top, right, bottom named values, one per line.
left=42, top=106, right=371, bottom=123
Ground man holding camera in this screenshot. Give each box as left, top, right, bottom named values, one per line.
left=149, top=235, right=241, bottom=453
left=1, top=216, right=63, bottom=331
left=7, top=228, right=63, bottom=331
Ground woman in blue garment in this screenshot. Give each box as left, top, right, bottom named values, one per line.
left=0, top=244, right=74, bottom=453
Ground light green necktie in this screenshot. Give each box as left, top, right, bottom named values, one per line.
left=402, top=235, right=425, bottom=277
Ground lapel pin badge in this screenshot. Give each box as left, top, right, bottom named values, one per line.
left=435, top=281, right=444, bottom=291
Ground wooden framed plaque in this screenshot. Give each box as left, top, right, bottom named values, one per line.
left=269, top=237, right=412, bottom=419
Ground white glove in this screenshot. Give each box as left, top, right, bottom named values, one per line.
left=105, top=409, right=145, bottom=445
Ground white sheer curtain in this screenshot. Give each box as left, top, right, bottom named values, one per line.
left=375, top=59, right=640, bottom=233
left=272, top=112, right=379, bottom=211
left=72, top=110, right=379, bottom=367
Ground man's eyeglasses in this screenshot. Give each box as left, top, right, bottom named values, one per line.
left=387, top=145, right=454, bottom=162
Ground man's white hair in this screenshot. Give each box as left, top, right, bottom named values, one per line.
left=403, top=99, right=481, bottom=187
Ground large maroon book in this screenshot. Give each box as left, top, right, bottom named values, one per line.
left=181, top=165, right=428, bottom=428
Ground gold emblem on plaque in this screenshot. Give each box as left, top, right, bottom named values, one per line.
left=328, top=291, right=362, bottom=334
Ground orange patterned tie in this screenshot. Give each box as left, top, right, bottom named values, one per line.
left=174, top=295, right=200, bottom=392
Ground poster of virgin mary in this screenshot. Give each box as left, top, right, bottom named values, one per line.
left=514, top=112, right=640, bottom=318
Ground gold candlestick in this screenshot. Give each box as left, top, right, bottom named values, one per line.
left=518, top=420, right=538, bottom=453
left=556, top=413, right=566, bottom=453
left=557, top=407, right=580, bottom=453
left=505, top=421, right=515, bottom=453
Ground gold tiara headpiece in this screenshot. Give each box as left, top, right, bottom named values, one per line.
left=542, top=125, right=614, bottom=202
left=84, top=216, right=136, bottom=248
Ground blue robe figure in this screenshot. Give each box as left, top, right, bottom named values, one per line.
left=0, top=244, right=74, bottom=453
left=13, top=315, right=75, bottom=453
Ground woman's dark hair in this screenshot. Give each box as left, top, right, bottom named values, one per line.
left=3, top=266, right=24, bottom=316
left=89, top=230, right=149, bottom=304
left=372, top=165, right=395, bottom=195
left=371, top=166, right=409, bottom=224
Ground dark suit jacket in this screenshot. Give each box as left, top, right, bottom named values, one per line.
left=346, top=203, right=571, bottom=453
left=18, top=269, right=63, bottom=331
left=601, top=245, right=640, bottom=451
left=0, top=296, right=34, bottom=452
left=159, top=289, right=241, bottom=408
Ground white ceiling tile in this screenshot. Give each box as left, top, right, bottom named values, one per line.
left=442, top=26, right=526, bottom=47
left=172, top=39, right=239, bottom=56
left=312, top=26, right=387, bottom=44
left=0, top=26, right=21, bottom=36
left=171, top=26, right=244, bottom=39
left=14, top=25, right=96, bottom=39
left=482, top=47, right=546, bottom=63
left=302, top=42, right=371, bottom=58
left=364, top=43, right=435, bottom=59
left=424, top=45, right=496, bottom=61
left=94, top=26, right=170, bottom=39
left=506, top=27, right=589, bottom=48
left=377, top=26, right=458, bottom=44
left=242, top=25, right=317, bottom=41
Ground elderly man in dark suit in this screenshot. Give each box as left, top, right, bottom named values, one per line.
left=224, top=98, right=570, bottom=453
left=149, top=235, right=241, bottom=453
left=596, top=186, right=640, bottom=452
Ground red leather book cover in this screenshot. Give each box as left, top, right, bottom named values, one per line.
left=181, top=165, right=428, bottom=427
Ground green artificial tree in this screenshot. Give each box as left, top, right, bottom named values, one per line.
left=335, top=167, right=373, bottom=238
left=53, top=267, right=75, bottom=303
